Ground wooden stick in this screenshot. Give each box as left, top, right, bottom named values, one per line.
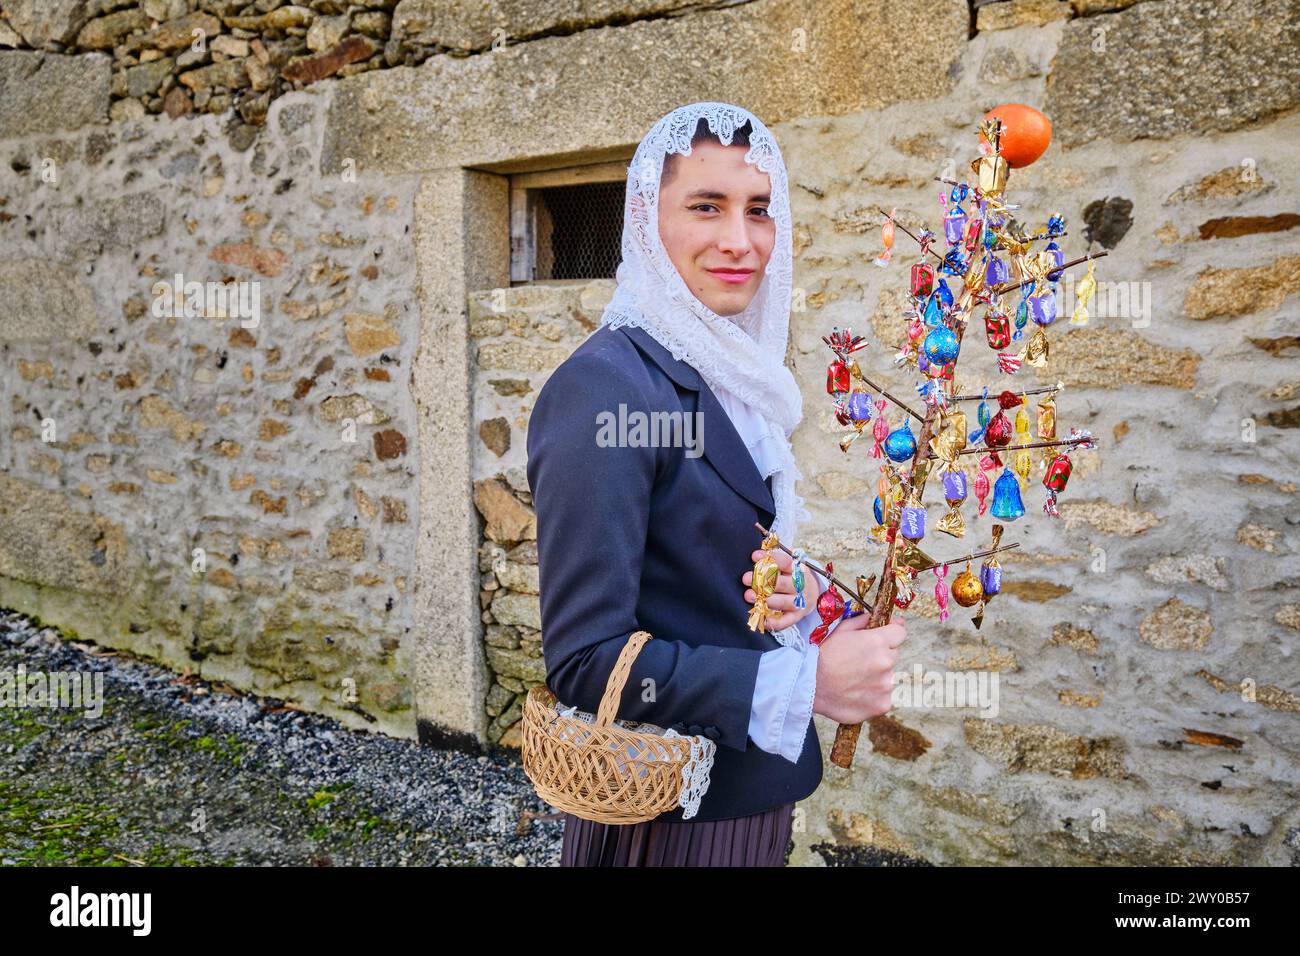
left=874, top=207, right=945, bottom=265
left=853, top=372, right=924, bottom=422
left=752, top=521, right=874, bottom=615
left=926, top=435, right=1094, bottom=460
left=948, top=383, right=1063, bottom=402
left=909, top=541, right=1021, bottom=573
left=989, top=251, right=1109, bottom=297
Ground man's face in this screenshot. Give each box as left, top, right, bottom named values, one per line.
left=657, top=140, right=775, bottom=318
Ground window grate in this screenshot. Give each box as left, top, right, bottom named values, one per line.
left=510, top=163, right=630, bottom=283
left=535, top=181, right=625, bottom=280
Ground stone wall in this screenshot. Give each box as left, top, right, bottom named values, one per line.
left=3, top=0, right=1299, bottom=865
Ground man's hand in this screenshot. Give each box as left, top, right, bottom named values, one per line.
left=813, top=614, right=906, bottom=724
left=741, top=547, right=819, bottom=632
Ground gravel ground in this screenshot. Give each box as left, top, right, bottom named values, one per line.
left=0, top=608, right=563, bottom=866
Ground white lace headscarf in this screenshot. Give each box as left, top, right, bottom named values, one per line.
left=599, top=102, right=812, bottom=557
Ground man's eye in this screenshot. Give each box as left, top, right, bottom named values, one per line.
left=751, top=207, right=771, bottom=218
left=689, top=203, right=718, bottom=213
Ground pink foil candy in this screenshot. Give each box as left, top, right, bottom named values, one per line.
left=869, top=399, right=889, bottom=458
left=934, top=564, right=950, bottom=623
left=975, top=469, right=991, bottom=515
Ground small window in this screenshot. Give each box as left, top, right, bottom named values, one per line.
left=510, top=163, right=627, bottom=282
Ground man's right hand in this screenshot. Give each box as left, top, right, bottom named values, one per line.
left=812, top=613, right=907, bottom=724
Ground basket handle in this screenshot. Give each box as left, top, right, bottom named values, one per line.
left=595, top=630, right=652, bottom=727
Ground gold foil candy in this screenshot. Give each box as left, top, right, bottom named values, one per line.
left=936, top=503, right=966, bottom=538
left=895, top=542, right=935, bottom=571
left=1022, top=326, right=1050, bottom=367
left=950, top=562, right=984, bottom=608
left=746, top=532, right=782, bottom=632
left=1071, top=257, right=1098, bottom=326
left=974, top=154, right=1009, bottom=197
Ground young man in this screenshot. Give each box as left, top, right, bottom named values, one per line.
left=526, top=102, right=906, bottom=866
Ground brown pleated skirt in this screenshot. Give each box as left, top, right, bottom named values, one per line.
left=560, top=801, right=796, bottom=867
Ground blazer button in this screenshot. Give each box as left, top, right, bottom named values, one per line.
left=688, top=724, right=703, bottom=735
left=703, top=725, right=721, bottom=741
left=670, top=721, right=687, bottom=733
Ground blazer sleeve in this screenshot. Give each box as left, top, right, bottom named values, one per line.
left=526, top=350, right=765, bottom=753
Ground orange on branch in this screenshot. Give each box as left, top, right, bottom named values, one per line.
left=981, top=104, right=1052, bottom=168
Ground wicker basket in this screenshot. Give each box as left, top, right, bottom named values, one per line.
left=521, top=630, right=716, bottom=823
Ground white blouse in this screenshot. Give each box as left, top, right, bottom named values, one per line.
left=710, top=382, right=840, bottom=764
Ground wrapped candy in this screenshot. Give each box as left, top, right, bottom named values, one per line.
left=985, top=255, right=1009, bottom=289
left=1020, top=325, right=1050, bottom=368
left=837, top=388, right=875, bottom=452
left=1044, top=239, right=1065, bottom=282
left=990, top=466, right=1026, bottom=521
left=936, top=278, right=955, bottom=308
left=963, top=217, right=984, bottom=253
left=1071, top=257, right=1097, bottom=326
left=868, top=398, right=890, bottom=458
left=950, top=561, right=983, bottom=608
left=884, top=420, right=918, bottom=462
left=930, top=407, right=968, bottom=462
left=985, top=309, right=1011, bottom=350
left=922, top=292, right=943, bottom=326
left=892, top=566, right=919, bottom=610
left=827, top=356, right=850, bottom=395
left=875, top=207, right=897, bottom=267
left=747, top=531, right=783, bottom=632
left=1036, top=393, right=1058, bottom=470
left=940, top=247, right=967, bottom=276
left=1013, top=295, right=1029, bottom=341
left=1042, top=450, right=1073, bottom=517
left=1013, top=404, right=1033, bottom=484
left=911, top=261, right=935, bottom=298
left=923, top=326, right=960, bottom=365
left=983, top=390, right=1023, bottom=448
left=969, top=391, right=991, bottom=444
left=808, top=560, right=847, bottom=645
left=1028, top=288, right=1057, bottom=326
left=933, top=564, right=951, bottom=622
left=792, top=548, right=808, bottom=610
left=975, top=153, right=1009, bottom=197
left=936, top=468, right=968, bottom=538
left=971, top=525, right=1004, bottom=630
left=974, top=467, right=991, bottom=516
left=899, top=491, right=926, bottom=540
left=944, top=203, right=967, bottom=247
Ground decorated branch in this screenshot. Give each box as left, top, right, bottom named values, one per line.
left=747, top=105, right=1104, bottom=770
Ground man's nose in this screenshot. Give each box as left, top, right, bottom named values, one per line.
left=715, top=209, right=753, bottom=256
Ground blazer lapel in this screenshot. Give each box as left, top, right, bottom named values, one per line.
left=619, top=325, right=777, bottom=518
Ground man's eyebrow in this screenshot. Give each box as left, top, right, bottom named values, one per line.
left=683, top=188, right=771, bottom=203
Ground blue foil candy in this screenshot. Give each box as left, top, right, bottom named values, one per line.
left=990, top=467, right=1025, bottom=521
left=923, top=327, right=961, bottom=365
left=873, top=494, right=884, bottom=526
left=884, top=422, right=918, bottom=462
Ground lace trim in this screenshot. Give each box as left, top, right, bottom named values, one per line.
left=555, top=703, right=716, bottom=819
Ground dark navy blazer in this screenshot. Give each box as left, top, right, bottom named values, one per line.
left=525, top=322, right=822, bottom=822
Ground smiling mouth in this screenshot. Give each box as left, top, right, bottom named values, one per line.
left=707, top=268, right=754, bottom=284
